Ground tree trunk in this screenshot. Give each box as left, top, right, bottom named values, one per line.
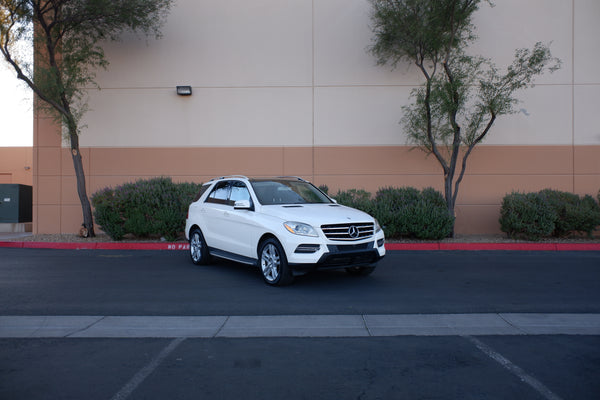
left=444, top=174, right=456, bottom=238
left=68, top=132, right=95, bottom=237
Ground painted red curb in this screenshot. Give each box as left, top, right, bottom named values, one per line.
left=0, top=241, right=190, bottom=250
left=384, top=242, right=600, bottom=251
left=1, top=241, right=600, bottom=251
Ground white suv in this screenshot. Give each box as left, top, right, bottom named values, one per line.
left=185, top=176, right=385, bottom=285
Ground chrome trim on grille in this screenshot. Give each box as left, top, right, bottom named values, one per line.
left=320, top=222, right=374, bottom=241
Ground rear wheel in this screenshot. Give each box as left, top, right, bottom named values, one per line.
left=189, top=228, right=210, bottom=265
left=259, top=238, right=293, bottom=286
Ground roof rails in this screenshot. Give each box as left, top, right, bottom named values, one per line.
left=276, top=176, right=308, bottom=182
left=209, top=175, right=249, bottom=181
left=209, top=175, right=309, bottom=182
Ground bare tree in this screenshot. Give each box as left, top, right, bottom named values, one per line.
left=368, top=0, right=560, bottom=235
left=1, top=0, right=172, bottom=236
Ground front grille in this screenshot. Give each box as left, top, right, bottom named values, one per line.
left=320, top=251, right=379, bottom=267
left=321, top=222, right=374, bottom=241
left=327, top=242, right=373, bottom=252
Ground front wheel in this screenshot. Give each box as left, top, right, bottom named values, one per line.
left=258, top=238, right=294, bottom=286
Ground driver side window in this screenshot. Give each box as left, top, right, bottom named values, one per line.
left=230, top=181, right=251, bottom=204
left=205, top=180, right=252, bottom=207
left=205, top=181, right=230, bottom=205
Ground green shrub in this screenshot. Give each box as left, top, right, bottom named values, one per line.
left=373, top=187, right=453, bottom=240
left=91, top=187, right=126, bottom=240
left=373, top=187, right=418, bottom=238
left=327, top=186, right=453, bottom=240
left=91, top=177, right=202, bottom=241
left=333, top=189, right=375, bottom=215
left=538, top=189, right=600, bottom=237
left=499, top=192, right=556, bottom=240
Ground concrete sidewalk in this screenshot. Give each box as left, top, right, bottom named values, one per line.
left=2, top=313, right=599, bottom=338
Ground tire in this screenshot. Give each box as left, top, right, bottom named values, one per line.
left=258, top=238, right=294, bottom=286
left=345, top=265, right=376, bottom=276
left=189, top=228, right=210, bottom=265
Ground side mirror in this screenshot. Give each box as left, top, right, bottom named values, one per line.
left=234, top=200, right=252, bottom=210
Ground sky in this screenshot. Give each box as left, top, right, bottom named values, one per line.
left=0, top=57, right=33, bottom=147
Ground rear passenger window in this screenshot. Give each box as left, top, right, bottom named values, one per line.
left=193, top=184, right=211, bottom=202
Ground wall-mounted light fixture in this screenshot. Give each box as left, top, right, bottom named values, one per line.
left=176, top=85, right=192, bottom=96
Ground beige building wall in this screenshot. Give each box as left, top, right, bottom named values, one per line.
left=34, top=0, right=600, bottom=235
left=0, top=147, right=33, bottom=185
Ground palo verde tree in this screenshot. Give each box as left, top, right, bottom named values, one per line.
left=368, top=0, right=560, bottom=236
left=0, top=0, right=172, bottom=236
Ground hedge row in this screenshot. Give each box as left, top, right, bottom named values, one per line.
left=90, top=177, right=599, bottom=242
left=499, top=189, right=600, bottom=240
left=323, top=186, right=454, bottom=240
left=91, top=177, right=202, bottom=241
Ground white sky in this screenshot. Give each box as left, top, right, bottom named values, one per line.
left=0, top=61, right=33, bottom=147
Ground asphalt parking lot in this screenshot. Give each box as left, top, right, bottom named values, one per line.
left=1, top=248, right=599, bottom=399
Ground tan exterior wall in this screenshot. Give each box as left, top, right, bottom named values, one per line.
left=0, top=147, right=33, bottom=185
left=31, top=0, right=600, bottom=235
left=32, top=144, right=600, bottom=235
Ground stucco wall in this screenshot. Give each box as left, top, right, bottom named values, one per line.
left=33, top=0, right=600, bottom=234
left=0, top=147, right=33, bottom=185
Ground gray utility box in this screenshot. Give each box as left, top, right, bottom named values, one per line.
left=0, top=184, right=33, bottom=223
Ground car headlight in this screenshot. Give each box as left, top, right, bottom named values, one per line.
left=374, top=219, right=382, bottom=233
left=283, top=222, right=318, bottom=237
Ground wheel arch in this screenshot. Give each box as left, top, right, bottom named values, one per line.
left=188, top=224, right=202, bottom=238
left=257, top=233, right=279, bottom=256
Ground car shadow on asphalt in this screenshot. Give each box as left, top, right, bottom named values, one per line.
left=199, top=257, right=376, bottom=288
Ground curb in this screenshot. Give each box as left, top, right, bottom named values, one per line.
left=1, top=241, right=599, bottom=251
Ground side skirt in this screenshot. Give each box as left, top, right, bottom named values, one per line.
left=208, top=247, right=257, bottom=266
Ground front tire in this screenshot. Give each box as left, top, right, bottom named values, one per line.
left=259, top=238, right=293, bottom=286
left=189, top=228, right=210, bottom=265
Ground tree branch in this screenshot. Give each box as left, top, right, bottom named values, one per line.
left=452, top=111, right=496, bottom=206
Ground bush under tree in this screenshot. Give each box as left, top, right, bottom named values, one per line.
left=333, top=186, right=454, bottom=240
left=91, top=177, right=201, bottom=241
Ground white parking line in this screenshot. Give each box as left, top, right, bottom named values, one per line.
left=465, top=336, right=564, bottom=400
left=110, top=337, right=186, bottom=400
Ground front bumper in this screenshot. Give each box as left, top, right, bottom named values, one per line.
left=288, top=239, right=385, bottom=274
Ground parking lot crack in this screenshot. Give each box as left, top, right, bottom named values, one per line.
left=213, top=315, right=230, bottom=337
left=65, top=316, right=106, bottom=338
left=497, top=313, right=528, bottom=334
left=361, top=314, right=373, bottom=336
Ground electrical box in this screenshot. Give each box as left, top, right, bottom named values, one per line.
left=0, top=184, right=33, bottom=223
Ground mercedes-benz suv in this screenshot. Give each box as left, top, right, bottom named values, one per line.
left=185, top=176, right=385, bottom=285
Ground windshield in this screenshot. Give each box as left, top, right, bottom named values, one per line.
left=250, top=180, right=332, bottom=205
